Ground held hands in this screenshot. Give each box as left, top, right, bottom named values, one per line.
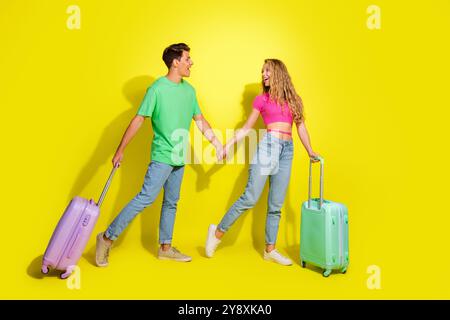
left=215, top=144, right=225, bottom=162
left=212, top=137, right=225, bottom=162
left=221, top=143, right=232, bottom=161
left=214, top=142, right=231, bottom=162
left=217, top=140, right=237, bottom=162
left=212, top=134, right=235, bottom=162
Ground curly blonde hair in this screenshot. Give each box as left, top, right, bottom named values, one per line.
left=262, top=59, right=304, bottom=125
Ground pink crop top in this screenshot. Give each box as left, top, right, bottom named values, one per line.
left=252, top=93, right=293, bottom=125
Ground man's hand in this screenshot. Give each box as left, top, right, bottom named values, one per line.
left=212, top=137, right=226, bottom=162
left=111, top=115, right=145, bottom=168
left=112, top=150, right=124, bottom=167
left=222, top=145, right=228, bottom=160
left=215, top=145, right=225, bottom=162
left=222, top=143, right=232, bottom=161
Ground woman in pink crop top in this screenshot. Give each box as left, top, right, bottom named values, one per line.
left=205, top=59, right=320, bottom=265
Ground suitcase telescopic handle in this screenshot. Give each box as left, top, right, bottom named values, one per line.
left=308, top=156, right=324, bottom=210
left=97, top=164, right=119, bottom=207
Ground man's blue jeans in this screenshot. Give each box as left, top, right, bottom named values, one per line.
left=218, top=133, right=294, bottom=245
left=105, top=161, right=185, bottom=244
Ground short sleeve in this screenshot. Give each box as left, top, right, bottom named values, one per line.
left=192, top=89, right=202, bottom=116
left=252, top=95, right=264, bottom=112
left=137, top=87, right=157, bottom=117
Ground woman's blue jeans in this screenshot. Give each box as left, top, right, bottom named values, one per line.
left=218, top=133, right=293, bottom=245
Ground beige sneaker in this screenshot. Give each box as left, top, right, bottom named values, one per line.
left=263, top=249, right=293, bottom=266
left=96, top=232, right=112, bottom=267
left=158, top=246, right=192, bottom=262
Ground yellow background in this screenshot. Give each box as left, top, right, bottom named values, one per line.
left=1, top=0, right=449, bottom=299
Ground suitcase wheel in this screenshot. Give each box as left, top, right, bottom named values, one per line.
left=323, top=269, right=332, bottom=277
left=301, top=261, right=306, bottom=268
left=41, top=265, right=49, bottom=275
left=341, top=268, right=347, bottom=274
left=60, top=265, right=77, bottom=280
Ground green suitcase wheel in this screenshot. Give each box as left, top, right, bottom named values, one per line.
left=323, top=269, right=332, bottom=277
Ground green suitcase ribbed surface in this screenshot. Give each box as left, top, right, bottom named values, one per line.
left=300, top=198, right=349, bottom=275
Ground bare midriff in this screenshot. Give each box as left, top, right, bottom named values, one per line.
left=267, top=122, right=293, bottom=141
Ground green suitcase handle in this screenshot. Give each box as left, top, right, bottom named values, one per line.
left=308, top=156, right=325, bottom=210
left=312, top=155, right=324, bottom=165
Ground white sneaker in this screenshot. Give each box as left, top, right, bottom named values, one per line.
left=205, top=224, right=221, bottom=258
left=263, top=249, right=293, bottom=266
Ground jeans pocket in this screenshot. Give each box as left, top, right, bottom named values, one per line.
left=282, top=144, right=294, bottom=160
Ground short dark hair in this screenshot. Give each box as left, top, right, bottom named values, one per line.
left=162, top=43, right=190, bottom=69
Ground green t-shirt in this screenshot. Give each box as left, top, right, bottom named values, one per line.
left=137, top=76, right=202, bottom=166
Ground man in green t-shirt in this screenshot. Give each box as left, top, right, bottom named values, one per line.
left=95, top=43, right=223, bottom=266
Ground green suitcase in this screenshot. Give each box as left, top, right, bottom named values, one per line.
left=300, top=157, right=349, bottom=277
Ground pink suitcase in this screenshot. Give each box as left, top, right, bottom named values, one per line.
left=41, top=166, right=117, bottom=279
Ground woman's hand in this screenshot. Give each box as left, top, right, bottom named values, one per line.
left=223, top=143, right=233, bottom=160
left=308, top=150, right=320, bottom=163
